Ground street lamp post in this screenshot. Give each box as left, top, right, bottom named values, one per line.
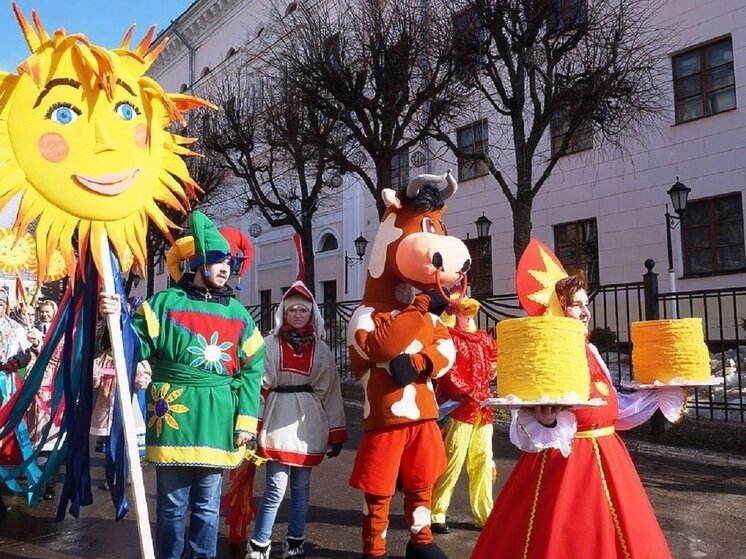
left=344, top=233, right=369, bottom=295
left=664, top=177, right=691, bottom=303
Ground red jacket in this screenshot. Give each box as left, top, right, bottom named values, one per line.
left=436, top=329, right=497, bottom=425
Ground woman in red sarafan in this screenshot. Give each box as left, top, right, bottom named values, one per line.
left=471, top=240, right=686, bottom=559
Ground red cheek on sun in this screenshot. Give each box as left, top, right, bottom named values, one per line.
left=38, top=132, right=69, bottom=163
left=134, top=123, right=149, bottom=149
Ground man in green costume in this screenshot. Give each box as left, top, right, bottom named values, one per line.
left=99, top=211, right=265, bottom=559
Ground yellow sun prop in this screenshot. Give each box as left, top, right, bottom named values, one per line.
left=0, top=4, right=216, bottom=283
left=28, top=247, right=68, bottom=282
left=0, top=227, right=34, bottom=273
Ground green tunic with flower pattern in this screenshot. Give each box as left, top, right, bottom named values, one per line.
left=132, top=282, right=264, bottom=468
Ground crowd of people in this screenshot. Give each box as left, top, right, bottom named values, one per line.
left=0, top=210, right=685, bottom=559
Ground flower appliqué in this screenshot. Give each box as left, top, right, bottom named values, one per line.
left=186, top=331, right=233, bottom=374
left=147, top=383, right=189, bottom=437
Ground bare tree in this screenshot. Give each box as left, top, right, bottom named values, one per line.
left=261, top=0, right=474, bottom=217
left=199, top=69, right=343, bottom=291
left=439, top=0, right=670, bottom=263
left=143, top=127, right=228, bottom=296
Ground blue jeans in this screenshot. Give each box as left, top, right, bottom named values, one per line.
left=252, top=461, right=312, bottom=545
left=155, top=465, right=223, bottom=559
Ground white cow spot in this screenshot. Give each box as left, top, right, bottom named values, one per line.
left=433, top=338, right=456, bottom=378
left=369, top=214, right=402, bottom=279
left=348, top=305, right=375, bottom=360
left=361, top=369, right=371, bottom=419
left=391, top=384, right=420, bottom=420
left=410, top=505, right=431, bottom=534
left=404, top=340, right=423, bottom=354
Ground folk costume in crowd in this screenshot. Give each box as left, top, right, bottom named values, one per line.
left=431, top=297, right=497, bottom=532
left=471, top=239, right=686, bottom=559
left=128, top=212, right=265, bottom=559
left=246, top=281, right=347, bottom=559
left=0, top=290, right=33, bottom=512
left=347, top=172, right=470, bottom=559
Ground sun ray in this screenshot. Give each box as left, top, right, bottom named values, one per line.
left=0, top=5, right=214, bottom=284
left=11, top=2, right=41, bottom=53
left=119, top=25, right=136, bottom=51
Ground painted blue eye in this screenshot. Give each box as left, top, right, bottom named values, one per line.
left=49, top=105, right=79, bottom=125
left=115, top=101, right=139, bottom=120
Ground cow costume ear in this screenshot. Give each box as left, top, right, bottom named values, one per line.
left=382, top=188, right=402, bottom=209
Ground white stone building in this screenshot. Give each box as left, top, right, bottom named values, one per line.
left=146, top=0, right=746, bottom=316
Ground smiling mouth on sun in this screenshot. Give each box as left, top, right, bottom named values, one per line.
left=73, top=168, right=140, bottom=195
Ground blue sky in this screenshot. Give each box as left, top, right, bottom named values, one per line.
left=0, top=1, right=194, bottom=72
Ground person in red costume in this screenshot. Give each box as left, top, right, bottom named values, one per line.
left=431, top=296, right=497, bottom=533
left=471, top=239, right=686, bottom=559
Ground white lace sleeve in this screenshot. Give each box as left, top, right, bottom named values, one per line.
left=509, top=408, right=577, bottom=458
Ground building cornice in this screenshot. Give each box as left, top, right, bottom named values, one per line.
left=149, top=0, right=249, bottom=78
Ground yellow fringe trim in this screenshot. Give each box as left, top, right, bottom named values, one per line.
left=522, top=450, right=547, bottom=559
left=591, top=438, right=631, bottom=559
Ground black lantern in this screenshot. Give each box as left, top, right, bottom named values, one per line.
left=353, top=234, right=369, bottom=259
left=667, top=177, right=691, bottom=217
left=345, top=233, right=369, bottom=294
left=664, top=178, right=694, bottom=274
left=475, top=213, right=492, bottom=239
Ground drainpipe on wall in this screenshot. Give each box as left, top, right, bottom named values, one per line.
left=171, top=23, right=196, bottom=87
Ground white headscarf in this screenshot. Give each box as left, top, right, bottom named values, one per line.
left=273, top=280, right=326, bottom=339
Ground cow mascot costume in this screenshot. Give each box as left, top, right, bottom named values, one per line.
left=347, top=171, right=471, bottom=559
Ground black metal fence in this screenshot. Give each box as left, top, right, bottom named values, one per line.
left=248, top=262, right=746, bottom=423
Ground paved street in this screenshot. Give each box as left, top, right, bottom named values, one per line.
left=0, top=401, right=744, bottom=558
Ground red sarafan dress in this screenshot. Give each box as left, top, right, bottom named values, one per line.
left=471, top=346, right=673, bottom=559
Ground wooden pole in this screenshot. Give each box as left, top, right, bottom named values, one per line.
left=98, top=231, right=155, bottom=559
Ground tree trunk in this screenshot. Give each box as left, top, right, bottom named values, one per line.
left=512, top=194, right=534, bottom=266
left=300, top=229, right=316, bottom=295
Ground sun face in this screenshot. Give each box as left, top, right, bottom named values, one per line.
left=0, top=4, right=215, bottom=282
left=0, top=227, right=34, bottom=274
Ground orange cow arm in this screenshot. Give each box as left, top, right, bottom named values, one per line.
left=417, top=319, right=456, bottom=380
left=354, top=306, right=429, bottom=363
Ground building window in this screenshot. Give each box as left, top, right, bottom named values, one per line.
left=553, top=218, right=599, bottom=286
left=318, top=233, right=339, bottom=253
left=391, top=147, right=410, bottom=189
left=453, top=8, right=486, bottom=81
left=259, top=289, right=272, bottom=333
left=682, top=194, right=745, bottom=275
left=550, top=105, right=593, bottom=156
left=156, top=255, right=165, bottom=275
left=323, top=33, right=342, bottom=69
left=673, top=37, right=735, bottom=124
left=457, top=120, right=489, bottom=182
left=547, top=0, right=588, bottom=36
left=464, top=236, right=493, bottom=295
